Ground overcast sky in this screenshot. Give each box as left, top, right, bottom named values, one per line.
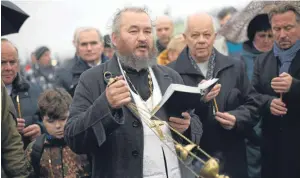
left=4, top=0, right=251, bottom=61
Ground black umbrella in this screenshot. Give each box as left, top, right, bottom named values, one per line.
left=1, top=0, right=29, bottom=36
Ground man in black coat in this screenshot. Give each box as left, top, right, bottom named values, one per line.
left=1, top=39, right=43, bottom=148
left=252, top=4, right=300, bottom=178
left=168, top=13, right=259, bottom=178
left=55, top=27, right=109, bottom=96
left=64, top=7, right=203, bottom=178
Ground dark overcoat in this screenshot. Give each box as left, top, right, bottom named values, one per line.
left=168, top=48, right=260, bottom=178
left=252, top=49, right=300, bottom=178
left=64, top=56, right=203, bottom=178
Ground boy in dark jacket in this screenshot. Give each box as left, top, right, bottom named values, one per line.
left=25, top=88, right=90, bottom=178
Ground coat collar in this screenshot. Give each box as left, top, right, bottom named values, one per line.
left=175, top=47, right=202, bottom=76
left=213, top=49, right=235, bottom=77
left=105, top=55, right=122, bottom=78
left=174, top=47, right=235, bottom=78
left=72, top=56, right=90, bottom=75
left=290, top=49, right=300, bottom=76
left=12, top=73, right=30, bottom=92
left=72, top=54, right=109, bottom=75
left=151, top=65, right=173, bottom=96
left=242, top=41, right=261, bottom=56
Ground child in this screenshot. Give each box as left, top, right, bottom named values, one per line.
left=25, top=88, right=90, bottom=178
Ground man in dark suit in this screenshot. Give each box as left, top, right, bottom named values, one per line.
left=64, top=7, right=203, bottom=178
left=168, top=13, right=259, bottom=178
left=252, top=4, right=300, bottom=178
left=55, top=27, right=109, bottom=96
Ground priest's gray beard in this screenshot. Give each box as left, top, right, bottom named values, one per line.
left=116, top=47, right=158, bottom=72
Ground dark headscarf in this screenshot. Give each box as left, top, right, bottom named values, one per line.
left=247, top=14, right=271, bottom=42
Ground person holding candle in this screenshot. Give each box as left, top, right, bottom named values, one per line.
left=251, top=4, right=300, bottom=178
left=1, top=39, right=43, bottom=149
left=168, top=12, right=260, bottom=178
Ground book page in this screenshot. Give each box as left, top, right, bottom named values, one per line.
left=197, top=78, right=219, bottom=90
left=151, top=78, right=218, bottom=116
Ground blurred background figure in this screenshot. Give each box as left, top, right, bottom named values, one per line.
left=155, top=15, right=174, bottom=54
left=217, top=6, right=243, bottom=56
left=1, top=39, right=43, bottom=149
left=212, top=16, right=229, bottom=56
left=103, top=34, right=114, bottom=59
left=25, top=88, right=91, bottom=177
left=23, top=52, right=36, bottom=81
left=218, top=6, right=238, bottom=27
left=26, top=46, right=56, bottom=90
left=157, top=34, right=186, bottom=65
left=55, top=27, right=108, bottom=96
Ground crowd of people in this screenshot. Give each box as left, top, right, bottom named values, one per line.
left=1, top=2, right=300, bottom=178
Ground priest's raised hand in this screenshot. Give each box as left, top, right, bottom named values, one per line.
left=106, top=76, right=132, bottom=109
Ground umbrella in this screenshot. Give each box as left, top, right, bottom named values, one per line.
left=1, top=0, right=29, bottom=36
left=218, top=1, right=300, bottom=43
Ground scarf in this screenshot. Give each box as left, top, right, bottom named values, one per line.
left=46, top=134, right=66, bottom=147
left=273, top=40, right=300, bottom=74
left=189, top=48, right=216, bottom=79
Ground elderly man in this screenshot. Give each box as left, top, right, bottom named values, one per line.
left=55, top=27, right=109, bottom=96
left=168, top=13, right=259, bottom=178
left=1, top=39, right=43, bottom=148
left=155, top=15, right=174, bottom=53
left=65, top=7, right=202, bottom=178
left=252, top=4, right=300, bottom=178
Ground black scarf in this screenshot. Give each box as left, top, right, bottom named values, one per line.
left=188, top=48, right=216, bottom=79
left=45, top=134, right=66, bottom=147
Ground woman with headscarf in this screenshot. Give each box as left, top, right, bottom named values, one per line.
left=241, top=14, right=274, bottom=80
left=241, top=14, right=274, bottom=178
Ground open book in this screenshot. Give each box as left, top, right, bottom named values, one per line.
left=152, top=78, right=219, bottom=117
